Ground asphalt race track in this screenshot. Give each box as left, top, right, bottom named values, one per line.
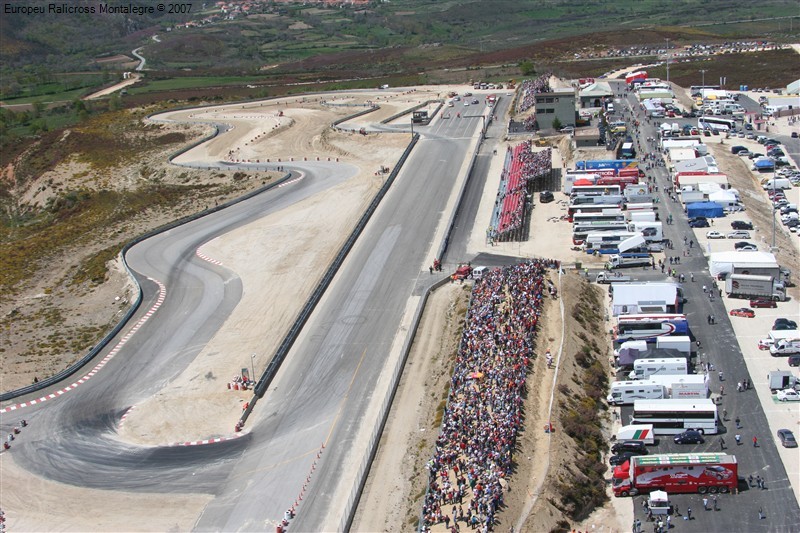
left=1, top=102, right=485, bottom=531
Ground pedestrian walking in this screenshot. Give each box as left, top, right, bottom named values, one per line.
left=737, top=381, right=743, bottom=392
left=702, top=497, right=708, bottom=510
left=753, top=436, right=758, bottom=447
left=687, top=507, right=692, bottom=520
left=748, top=474, right=754, bottom=487
left=720, top=437, right=725, bottom=449
left=758, top=507, right=764, bottom=520
left=735, top=416, right=741, bottom=429
left=713, top=495, right=718, bottom=511
left=719, top=371, right=724, bottom=381
left=722, top=408, right=728, bottom=420
left=666, top=515, right=671, bottom=528
left=735, top=433, right=741, bottom=445
left=720, top=385, right=724, bottom=396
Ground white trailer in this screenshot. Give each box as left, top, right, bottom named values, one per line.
left=627, top=221, right=663, bottom=242
left=648, top=374, right=708, bottom=399
left=656, top=336, right=692, bottom=354
left=629, top=358, right=688, bottom=380
left=628, top=211, right=657, bottom=223
left=615, top=424, right=656, bottom=445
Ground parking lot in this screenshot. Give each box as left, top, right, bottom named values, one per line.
left=600, top=78, right=800, bottom=530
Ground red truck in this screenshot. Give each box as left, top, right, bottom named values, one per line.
left=612, top=453, right=738, bottom=497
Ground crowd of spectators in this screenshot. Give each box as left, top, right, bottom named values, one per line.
left=574, top=40, right=782, bottom=61
left=515, top=74, right=552, bottom=114
left=420, top=259, right=556, bottom=532
left=488, top=143, right=552, bottom=243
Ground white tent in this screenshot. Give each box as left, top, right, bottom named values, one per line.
left=708, top=190, right=738, bottom=207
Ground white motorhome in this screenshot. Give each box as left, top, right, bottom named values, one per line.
left=607, top=380, right=666, bottom=405
left=629, top=358, right=688, bottom=380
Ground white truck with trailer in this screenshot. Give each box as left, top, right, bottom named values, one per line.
left=725, top=274, right=786, bottom=301
left=629, top=358, right=688, bottom=380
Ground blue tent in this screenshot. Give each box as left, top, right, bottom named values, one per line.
left=687, top=201, right=725, bottom=219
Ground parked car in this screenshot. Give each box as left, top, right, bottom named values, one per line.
left=736, top=244, right=758, bottom=252
left=731, top=145, right=748, bottom=154
left=706, top=231, right=725, bottom=239
left=539, top=190, right=555, bottom=203
left=737, top=149, right=751, bottom=157
left=750, top=299, right=777, bottom=308
left=611, top=441, right=648, bottom=455
left=674, top=429, right=705, bottom=444
left=776, top=389, right=800, bottom=402
left=609, top=451, right=645, bottom=466
left=731, top=221, right=754, bottom=230
left=729, top=308, right=755, bottom=318
left=689, top=218, right=710, bottom=228
left=727, top=231, right=751, bottom=239
left=773, top=318, right=798, bottom=329
left=734, top=241, right=756, bottom=249
left=777, top=429, right=798, bottom=448
left=788, top=355, right=800, bottom=367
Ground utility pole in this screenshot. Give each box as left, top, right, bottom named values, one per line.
left=700, top=69, right=707, bottom=90
left=665, top=38, right=670, bottom=84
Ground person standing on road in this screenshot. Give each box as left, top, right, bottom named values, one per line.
left=735, top=416, right=741, bottom=429
left=703, top=497, right=708, bottom=510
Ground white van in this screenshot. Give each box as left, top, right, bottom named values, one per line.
left=628, top=358, right=688, bottom=380
left=471, top=266, right=489, bottom=280
left=763, top=178, right=792, bottom=190
left=607, top=103, right=615, bottom=114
